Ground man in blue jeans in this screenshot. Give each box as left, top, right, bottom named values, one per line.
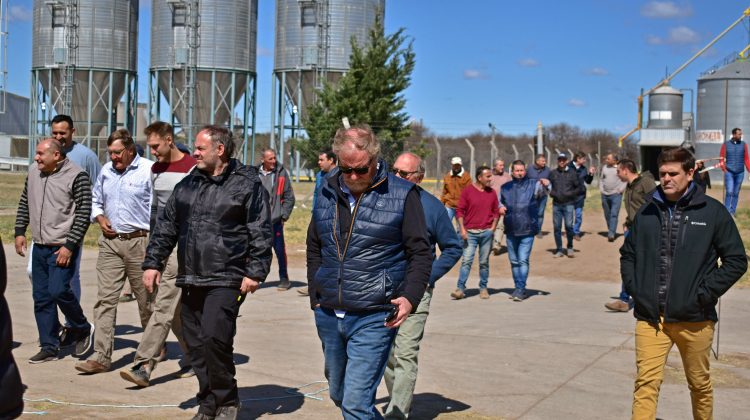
left=306, top=126, right=432, bottom=419
left=599, top=153, right=626, bottom=242
left=14, top=139, right=95, bottom=363
left=548, top=153, right=584, bottom=258
left=450, top=166, right=499, bottom=300
left=568, top=151, right=595, bottom=240
left=719, top=127, right=750, bottom=215
left=499, top=160, right=550, bottom=301
left=527, top=154, right=550, bottom=238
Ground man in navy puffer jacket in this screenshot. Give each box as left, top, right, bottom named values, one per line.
left=499, top=160, right=550, bottom=301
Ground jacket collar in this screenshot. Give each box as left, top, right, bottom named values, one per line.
left=194, top=158, right=238, bottom=184
left=651, top=182, right=705, bottom=208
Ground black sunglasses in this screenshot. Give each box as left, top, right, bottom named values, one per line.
left=392, top=168, right=420, bottom=178
left=339, top=159, right=372, bottom=175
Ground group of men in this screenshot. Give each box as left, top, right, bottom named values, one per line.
left=7, top=115, right=748, bottom=420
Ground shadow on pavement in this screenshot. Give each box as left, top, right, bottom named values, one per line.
left=377, top=392, right=471, bottom=418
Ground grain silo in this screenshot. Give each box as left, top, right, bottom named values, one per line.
left=30, top=0, right=139, bottom=158
left=696, top=58, right=750, bottom=184
left=271, top=0, right=384, bottom=162
left=638, top=85, right=688, bottom=178
left=149, top=0, right=258, bottom=161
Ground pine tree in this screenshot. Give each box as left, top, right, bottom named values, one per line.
left=301, top=13, right=415, bottom=166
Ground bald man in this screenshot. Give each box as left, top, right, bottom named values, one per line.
left=15, top=139, right=94, bottom=363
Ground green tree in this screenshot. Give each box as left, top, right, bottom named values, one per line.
left=302, top=13, right=416, bottom=166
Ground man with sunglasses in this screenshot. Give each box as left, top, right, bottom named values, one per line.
left=306, top=125, right=432, bottom=419
left=383, top=152, right=462, bottom=419
left=75, top=129, right=154, bottom=374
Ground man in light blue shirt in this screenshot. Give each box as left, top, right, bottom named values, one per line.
left=74, top=129, right=154, bottom=374
left=38, top=115, right=102, bottom=340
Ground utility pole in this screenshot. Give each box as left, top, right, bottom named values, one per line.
left=536, top=121, right=544, bottom=155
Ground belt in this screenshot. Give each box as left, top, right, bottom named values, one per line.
left=104, top=229, right=149, bottom=240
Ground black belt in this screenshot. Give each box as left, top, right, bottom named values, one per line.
left=104, top=229, right=149, bottom=240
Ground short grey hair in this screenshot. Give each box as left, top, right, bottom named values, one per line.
left=332, top=124, right=380, bottom=158
left=199, top=125, right=235, bottom=159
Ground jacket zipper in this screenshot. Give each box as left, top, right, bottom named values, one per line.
left=39, top=176, right=48, bottom=243
left=333, top=176, right=387, bottom=305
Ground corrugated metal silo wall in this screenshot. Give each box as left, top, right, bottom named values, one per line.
left=151, top=0, right=257, bottom=71
left=274, top=0, right=384, bottom=72
left=696, top=78, right=750, bottom=185
left=32, top=0, right=137, bottom=71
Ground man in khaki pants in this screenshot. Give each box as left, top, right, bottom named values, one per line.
left=120, top=121, right=197, bottom=386
left=75, top=129, right=154, bottom=373
left=621, top=147, right=747, bottom=419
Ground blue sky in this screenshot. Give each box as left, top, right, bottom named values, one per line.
left=5, top=0, right=750, bottom=137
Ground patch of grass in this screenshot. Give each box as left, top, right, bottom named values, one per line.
left=0, top=172, right=25, bottom=209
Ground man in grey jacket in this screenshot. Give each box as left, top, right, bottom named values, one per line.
left=599, top=153, right=626, bottom=242
left=14, top=139, right=94, bottom=364
left=258, top=149, right=296, bottom=290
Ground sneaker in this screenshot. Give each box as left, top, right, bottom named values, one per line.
left=73, top=323, right=95, bottom=357
left=450, top=289, right=465, bottom=300
left=191, top=412, right=216, bottom=420
left=553, top=250, right=565, bottom=258
left=120, top=364, right=151, bottom=387
left=75, top=359, right=109, bottom=374
left=574, top=234, right=581, bottom=241
left=177, top=365, right=196, bottom=379
left=536, top=232, right=544, bottom=239
left=296, top=288, right=309, bottom=296
left=59, top=327, right=76, bottom=348
left=604, top=300, right=631, bottom=312
left=479, top=288, right=490, bottom=299
left=608, top=235, right=615, bottom=242
left=277, top=279, right=291, bottom=291
left=29, top=348, right=59, bottom=364
left=118, top=293, right=136, bottom=303
left=215, top=404, right=241, bottom=420
left=512, top=289, right=526, bottom=302
left=566, top=248, right=575, bottom=258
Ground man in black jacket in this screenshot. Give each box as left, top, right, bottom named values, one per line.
left=142, top=126, right=273, bottom=420
left=568, top=151, right=595, bottom=240
left=621, top=147, right=747, bottom=420
left=306, top=125, right=432, bottom=419
left=547, top=153, right=583, bottom=258
left=0, top=236, right=23, bottom=419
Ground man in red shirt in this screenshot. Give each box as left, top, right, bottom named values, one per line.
left=450, top=166, right=499, bottom=300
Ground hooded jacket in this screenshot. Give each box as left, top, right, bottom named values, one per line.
left=143, top=159, right=273, bottom=288
left=621, top=184, right=747, bottom=323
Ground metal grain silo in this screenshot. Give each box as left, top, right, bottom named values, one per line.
left=270, top=0, right=384, bottom=162
left=30, top=0, right=139, bottom=157
left=149, top=0, right=258, bottom=160
left=696, top=58, right=750, bottom=184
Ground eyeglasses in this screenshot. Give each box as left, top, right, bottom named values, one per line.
left=392, top=168, right=420, bottom=178
left=339, top=159, right=372, bottom=175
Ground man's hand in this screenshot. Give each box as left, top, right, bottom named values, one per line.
left=385, top=296, right=413, bottom=328
left=460, top=228, right=468, bottom=241
left=143, top=269, right=161, bottom=294
left=499, top=207, right=507, bottom=216
left=623, top=224, right=629, bottom=233
left=14, top=236, right=26, bottom=257
left=539, top=178, right=550, bottom=187
left=54, top=247, right=73, bottom=267
left=240, top=277, right=260, bottom=295
left=589, top=166, right=597, bottom=175
left=96, top=215, right=116, bottom=236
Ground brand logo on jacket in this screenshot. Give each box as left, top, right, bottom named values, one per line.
left=690, top=221, right=707, bottom=226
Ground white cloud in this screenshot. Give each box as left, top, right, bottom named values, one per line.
left=463, top=69, right=489, bottom=80
left=517, top=58, right=539, bottom=68
left=641, top=1, right=692, bottom=19
left=568, top=98, right=586, bottom=107
left=586, top=67, right=609, bottom=76
left=9, top=5, right=32, bottom=22
left=646, top=26, right=700, bottom=45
